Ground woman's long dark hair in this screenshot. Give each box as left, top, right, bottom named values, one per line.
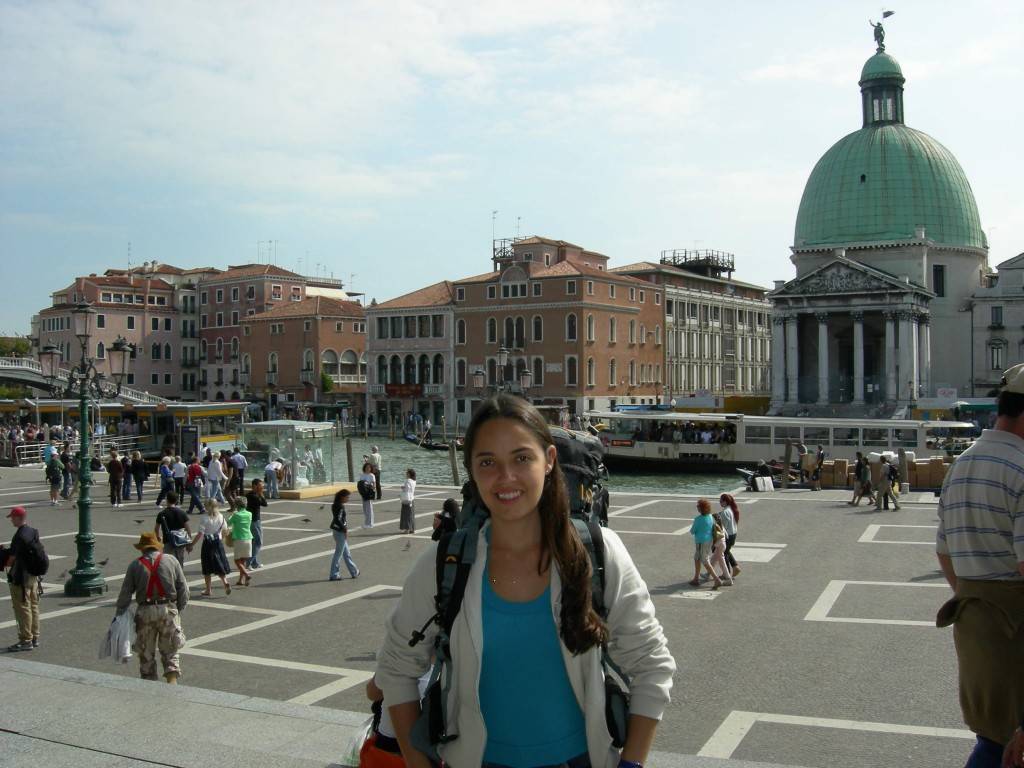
left=462, top=394, right=607, bottom=654
left=719, top=493, right=739, bottom=524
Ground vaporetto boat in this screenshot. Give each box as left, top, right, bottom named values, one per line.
left=582, top=409, right=975, bottom=474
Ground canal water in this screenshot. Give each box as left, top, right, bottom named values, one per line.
left=328, top=434, right=743, bottom=497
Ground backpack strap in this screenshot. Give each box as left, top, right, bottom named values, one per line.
left=138, top=553, right=166, bottom=599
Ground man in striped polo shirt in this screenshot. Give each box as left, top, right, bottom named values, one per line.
left=937, top=362, right=1024, bottom=768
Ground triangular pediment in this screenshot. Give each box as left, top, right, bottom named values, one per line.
left=771, top=258, right=927, bottom=299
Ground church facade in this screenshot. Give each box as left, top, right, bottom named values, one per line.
left=769, top=30, right=988, bottom=413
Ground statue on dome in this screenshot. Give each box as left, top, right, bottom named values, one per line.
left=869, top=19, right=886, bottom=50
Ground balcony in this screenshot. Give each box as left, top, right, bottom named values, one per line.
left=181, top=360, right=199, bottom=369
left=424, top=384, right=444, bottom=396
left=369, top=384, right=385, bottom=395
left=180, top=330, right=198, bottom=339
left=198, top=377, right=208, bottom=387
left=214, top=379, right=225, bottom=387
left=500, top=336, right=526, bottom=350
left=266, top=372, right=278, bottom=385
left=239, top=373, right=250, bottom=386
left=229, top=377, right=240, bottom=386
left=299, top=369, right=315, bottom=383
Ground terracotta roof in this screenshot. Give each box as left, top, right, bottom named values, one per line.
left=245, top=295, right=365, bottom=321
left=370, top=281, right=455, bottom=310
left=514, top=236, right=585, bottom=250
left=106, top=263, right=188, bottom=277
left=70, top=276, right=176, bottom=291
left=205, top=264, right=302, bottom=282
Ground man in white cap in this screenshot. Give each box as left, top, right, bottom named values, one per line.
left=115, top=531, right=189, bottom=683
left=1, top=507, right=41, bottom=652
left=936, top=362, right=1024, bottom=766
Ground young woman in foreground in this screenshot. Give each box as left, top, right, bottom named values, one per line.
left=375, top=394, right=675, bottom=768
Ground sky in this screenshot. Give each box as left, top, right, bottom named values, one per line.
left=2, top=0, right=1022, bottom=337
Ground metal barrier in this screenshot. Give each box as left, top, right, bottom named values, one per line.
left=11, top=435, right=141, bottom=466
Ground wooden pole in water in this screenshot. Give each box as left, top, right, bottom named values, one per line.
left=345, top=438, right=354, bottom=482
left=449, top=441, right=460, bottom=486
left=441, top=415, right=447, bottom=444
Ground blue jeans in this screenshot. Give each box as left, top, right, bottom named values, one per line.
left=205, top=479, right=226, bottom=503
left=965, top=735, right=1004, bottom=768
left=264, top=469, right=279, bottom=499
left=247, top=520, right=263, bottom=568
left=186, top=484, right=205, bottom=514
left=330, top=530, right=358, bottom=579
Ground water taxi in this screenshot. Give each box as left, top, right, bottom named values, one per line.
left=582, top=409, right=974, bottom=474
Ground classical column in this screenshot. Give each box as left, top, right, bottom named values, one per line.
left=918, top=314, right=931, bottom=399
left=884, top=311, right=897, bottom=401
left=899, top=310, right=916, bottom=403
left=771, top=315, right=786, bottom=404
left=817, top=313, right=829, bottom=404
left=786, top=314, right=800, bottom=404
left=852, top=311, right=865, bottom=404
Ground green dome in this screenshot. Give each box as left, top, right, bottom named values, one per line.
left=794, top=124, right=986, bottom=249
left=860, top=52, right=904, bottom=84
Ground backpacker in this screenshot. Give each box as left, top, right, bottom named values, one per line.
left=23, top=528, right=49, bottom=577
left=887, top=463, right=900, bottom=483
left=549, top=425, right=610, bottom=527
left=45, top=461, right=62, bottom=484
left=408, top=505, right=629, bottom=759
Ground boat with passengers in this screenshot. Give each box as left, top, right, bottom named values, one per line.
left=582, top=408, right=975, bottom=474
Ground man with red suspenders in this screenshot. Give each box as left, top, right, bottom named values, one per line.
left=115, top=532, right=189, bottom=683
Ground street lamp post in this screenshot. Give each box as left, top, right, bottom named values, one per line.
left=39, top=302, right=132, bottom=597
left=473, top=347, right=532, bottom=396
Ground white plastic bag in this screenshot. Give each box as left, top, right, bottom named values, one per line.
left=338, top=714, right=374, bottom=767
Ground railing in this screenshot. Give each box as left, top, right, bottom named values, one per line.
left=266, top=372, right=278, bottom=385
left=299, top=370, right=314, bottom=384
left=329, top=374, right=365, bottom=386
left=239, top=373, right=250, bottom=385
left=12, top=434, right=142, bottom=466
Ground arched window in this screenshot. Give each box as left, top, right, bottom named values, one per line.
left=340, top=350, right=358, bottom=378
left=566, top=314, right=577, bottom=342
left=151, top=343, right=161, bottom=360
left=609, top=358, right=617, bottom=386
left=532, top=357, right=543, bottom=387
left=268, top=352, right=278, bottom=373
left=655, top=325, right=662, bottom=345
left=487, top=318, right=497, bottom=344
left=164, top=343, right=172, bottom=361
left=200, top=339, right=208, bottom=358
left=95, top=342, right=105, bottom=360
left=457, top=359, right=467, bottom=387
left=587, top=357, right=595, bottom=387
left=322, top=349, right=340, bottom=376
left=375, top=355, right=387, bottom=383
left=566, top=356, right=578, bottom=386
left=629, top=320, right=636, bottom=344
left=504, top=317, right=515, bottom=348
left=303, top=349, right=315, bottom=371
left=241, top=354, right=251, bottom=374
left=587, top=314, right=595, bottom=342
left=456, top=319, right=466, bottom=345
left=608, top=317, right=617, bottom=342
left=515, top=317, right=525, bottom=348
left=629, top=359, right=636, bottom=386
left=990, top=340, right=1007, bottom=370
left=433, top=354, right=444, bottom=384
left=532, top=316, right=543, bottom=343
left=418, top=354, right=430, bottom=384
left=404, top=355, right=417, bottom=384
left=639, top=324, right=646, bottom=344
left=231, top=336, right=239, bottom=357
left=389, top=355, right=401, bottom=385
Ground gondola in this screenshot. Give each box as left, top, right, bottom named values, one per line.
left=403, top=434, right=464, bottom=452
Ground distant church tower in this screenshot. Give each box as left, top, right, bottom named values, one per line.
left=768, top=22, right=988, bottom=414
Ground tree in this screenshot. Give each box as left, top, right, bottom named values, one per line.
left=321, top=372, right=334, bottom=393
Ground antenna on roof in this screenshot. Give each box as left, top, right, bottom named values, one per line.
left=516, top=216, right=521, bottom=239
left=127, top=242, right=132, bottom=271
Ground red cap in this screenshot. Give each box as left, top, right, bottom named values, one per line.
left=7, top=506, right=26, bottom=519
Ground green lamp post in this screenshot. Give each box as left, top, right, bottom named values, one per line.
left=39, top=302, right=132, bottom=597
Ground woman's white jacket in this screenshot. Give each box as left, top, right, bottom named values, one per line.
left=376, top=521, right=675, bottom=768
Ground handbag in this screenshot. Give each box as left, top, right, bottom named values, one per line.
left=223, top=530, right=234, bottom=547
left=169, top=528, right=191, bottom=548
